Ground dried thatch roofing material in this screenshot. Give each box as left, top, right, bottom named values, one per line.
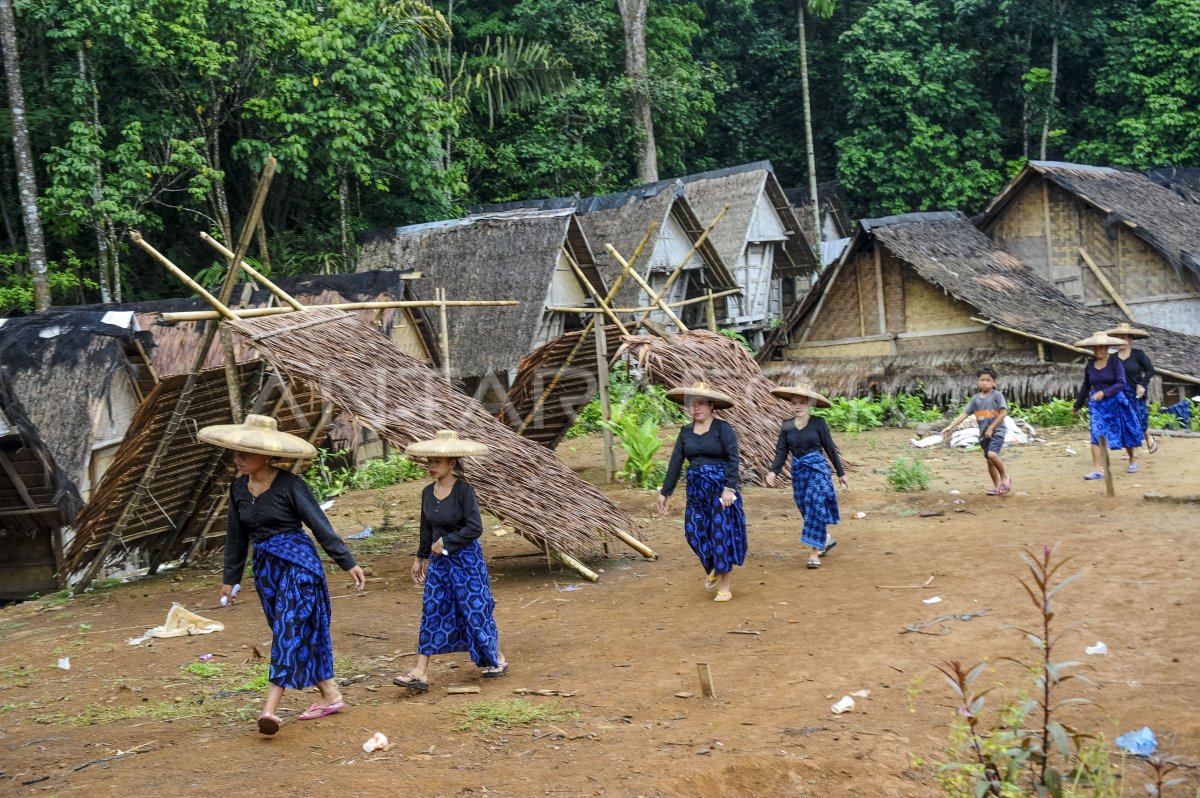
left=866, top=213, right=1200, bottom=382
left=679, top=161, right=816, bottom=275
left=763, top=351, right=1083, bottom=408
left=500, top=325, right=624, bottom=448
left=356, top=208, right=600, bottom=380
left=65, top=362, right=326, bottom=576
left=620, top=331, right=799, bottom=486
left=227, top=307, right=636, bottom=557
left=981, top=161, right=1200, bottom=285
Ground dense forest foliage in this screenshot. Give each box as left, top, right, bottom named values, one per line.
left=0, top=0, right=1197, bottom=310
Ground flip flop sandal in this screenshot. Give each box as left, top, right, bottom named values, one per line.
left=998, top=480, right=1012, bottom=495
left=393, top=673, right=429, bottom=692
left=704, top=570, right=719, bottom=591
left=1083, top=471, right=1105, bottom=481
left=806, top=557, right=821, bottom=569
left=258, top=712, right=281, bottom=735
left=297, top=701, right=345, bottom=721
left=713, top=591, right=733, bottom=602
left=1127, top=463, right=1140, bottom=473
left=820, top=538, right=838, bottom=557
left=482, top=663, right=509, bottom=679
left=986, top=487, right=1002, bottom=495
left=1147, top=440, right=1158, bottom=454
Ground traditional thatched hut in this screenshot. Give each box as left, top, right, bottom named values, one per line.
left=356, top=207, right=607, bottom=406
left=475, top=186, right=739, bottom=330
left=978, top=161, right=1200, bottom=335
left=677, top=162, right=817, bottom=344
left=0, top=380, right=79, bottom=599
left=759, top=212, right=1200, bottom=406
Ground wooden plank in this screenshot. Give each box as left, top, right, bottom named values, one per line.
left=874, top=245, right=886, bottom=335
left=0, top=451, right=38, bottom=510
left=1079, top=246, right=1137, bottom=321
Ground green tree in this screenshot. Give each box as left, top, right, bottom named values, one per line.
left=836, top=0, right=1005, bottom=216
left=1070, top=0, right=1200, bottom=167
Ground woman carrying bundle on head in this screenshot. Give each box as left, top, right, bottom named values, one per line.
left=199, top=415, right=366, bottom=736
left=1105, top=323, right=1158, bottom=460
left=393, top=431, right=508, bottom=692
left=764, top=384, right=846, bottom=570
left=1072, top=331, right=1144, bottom=479
left=656, top=381, right=746, bottom=603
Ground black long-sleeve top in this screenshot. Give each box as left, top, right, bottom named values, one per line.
left=1074, top=357, right=1128, bottom=410
left=660, top=419, right=740, bottom=497
left=769, top=416, right=845, bottom=477
left=1118, top=348, right=1154, bottom=392
left=417, top=478, right=483, bottom=558
left=223, top=469, right=356, bottom=585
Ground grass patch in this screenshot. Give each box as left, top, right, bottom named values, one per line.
left=452, top=698, right=579, bottom=734
left=232, top=663, right=270, bottom=691
left=0, top=664, right=35, bottom=687
left=35, top=699, right=208, bottom=727
left=182, top=661, right=224, bottom=679
left=887, top=456, right=931, bottom=492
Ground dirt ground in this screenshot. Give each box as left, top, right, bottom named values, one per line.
left=1, top=427, right=1198, bottom=798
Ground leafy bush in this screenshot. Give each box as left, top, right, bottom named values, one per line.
left=304, top=449, right=426, bottom=502
left=887, top=456, right=930, bottom=492
left=1010, top=398, right=1081, bottom=428
left=599, top=402, right=663, bottom=489
left=718, top=327, right=753, bottom=351
left=566, top=361, right=685, bottom=438
left=817, top=396, right=885, bottom=432
left=1146, top=401, right=1179, bottom=431
left=879, top=393, right=944, bottom=427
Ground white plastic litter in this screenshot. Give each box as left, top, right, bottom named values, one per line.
left=362, top=731, right=389, bottom=752
left=850, top=689, right=871, bottom=699
left=1085, top=641, right=1108, bottom=656
left=910, top=434, right=944, bottom=449
left=853, top=511, right=867, bottom=519
left=831, top=696, right=855, bottom=714
left=56, top=657, right=70, bottom=670
left=127, top=603, right=225, bottom=645
left=319, top=499, right=335, bottom=511
left=922, top=596, right=943, bottom=604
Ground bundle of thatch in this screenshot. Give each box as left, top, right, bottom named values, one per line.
left=622, top=330, right=799, bottom=486
left=228, top=307, right=636, bottom=558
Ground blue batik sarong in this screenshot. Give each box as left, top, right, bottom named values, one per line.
left=790, top=450, right=840, bottom=549
left=1126, top=390, right=1149, bottom=436
left=253, top=530, right=334, bottom=690
left=683, top=463, right=747, bottom=574
left=419, top=540, right=500, bottom=668
left=1088, top=392, right=1142, bottom=449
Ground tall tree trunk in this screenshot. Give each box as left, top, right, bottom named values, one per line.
left=79, top=45, right=111, bottom=303
left=107, top=222, right=121, bottom=302
left=798, top=2, right=821, bottom=250
left=0, top=0, right=50, bottom=310
left=1040, top=2, right=1065, bottom=161
left=337, top=166, right=351, bottom=273
left=617, top=0, right=657, bottom=183
left=1021, top=25, right=1032, bottom=161
left=205, top=110, right=233, bottom=245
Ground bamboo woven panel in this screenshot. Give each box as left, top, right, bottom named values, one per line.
left=229, top=307, right=634, bottom=557
left=622, top=330, right=799, bottom=487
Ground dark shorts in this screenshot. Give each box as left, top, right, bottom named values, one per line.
left=979, top=432, right=1004, bottom=459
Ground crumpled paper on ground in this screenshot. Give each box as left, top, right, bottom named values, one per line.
left=127, top=602, right=224, bottom=645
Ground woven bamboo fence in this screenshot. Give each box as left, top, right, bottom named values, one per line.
left=228, top=307, right=636, bottom=559
left=622, top=330, right=801, bottom=486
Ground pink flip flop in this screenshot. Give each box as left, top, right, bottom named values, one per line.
left=297, top=701, right=345, bottom=721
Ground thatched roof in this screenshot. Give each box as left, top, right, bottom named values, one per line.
left=66, top=361, right=326, bottom=576
left=474, top=184, right=738, bottom=312
left=1144, top=167, right=1200, bottom=206
left=226, top=307, right=638, bottom=559
left=979, top=161, right=1200, bottom=286
left=357, top=208, right=602, bottom=379
left=674, top=162, right=816, bottom=275
left=780, top=212, right=1200, bottom=384
left=0, top=311, right=153, bottom=487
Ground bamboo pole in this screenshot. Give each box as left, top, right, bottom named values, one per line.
left=595, top=323, right=615, bottom=482
left=130, top=233, right=237, bottom=320
left=560, top=247, right=629, bottom=335
left=160, top=298, right=519, bottom=322
left=543, top=288, right=742, bottom=315
left=546, top=544, right=599, bottom=582
left=1099, top=435, right=1115, bottom=497
left=201, top=232, right=304, bottom=310
left=635, top=205, right=730, bottom=327
left=705, top=290, right=717, bottom=332
left=1079, top=246, right=1137, bottom=321
left=514, top=226, right=659, bottom=436
left=609, top=527, right=656, bottom=559
left=697, top=663, right=716, bottom=698
left=605, top=244, right=688, bottom=331
left=437, top=287, right=451, bottom=382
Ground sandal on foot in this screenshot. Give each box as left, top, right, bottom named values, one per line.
left=482, top=663, right=508, bottom=679
left=986, top=487, right=1002, bottom=495
left=713, top=590, right=733, bottom=602
left=998, top=480, right=1011, bottom=495
left=806, top=557, right=821, bottom=569
left=820, top=537, right=838, bottom=557
left=258, top=712, right=281, bottom=735
left=297, top=701, right=345, bottom=721
left=393, top=673, right=429, bottom=692
left=1083, top=471, right=1104, bottom=481
left=1127, top=463, right=1140, bottom=473
left=1147, top=439, right=1158, bottom=454
left=704, top=570, right=719, bottom=591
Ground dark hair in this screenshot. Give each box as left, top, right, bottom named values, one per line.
left=977, top=366, right=997, bottom=379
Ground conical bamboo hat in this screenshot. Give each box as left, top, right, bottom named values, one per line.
left=198, top=414, right=317, bottom=458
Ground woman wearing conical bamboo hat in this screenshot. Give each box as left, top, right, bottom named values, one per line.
left=393, top=431, right=508, bottom=692
left=198, top=414, right=366, bottom=736
left=656, top=381, right=747, bottom=603
left=1072, top=332, right=1144, bottom=479
left=1104, top=323, right=1158, bottom=458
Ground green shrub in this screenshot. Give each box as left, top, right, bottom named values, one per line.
left=1010, top=398, right=1081, bottom=428
left=566, top=361, right=685, bottom=438
left=1146, top=401, right=1179, bottom=431
left=718, top=327, right=753, bottom=352
left=599, top=403, right=663, bottom=489
left=887, top=456, right=930, bottom=492
left=817, top=396, right=885, bottom=432
left=879, top=393, right=944, bottom=427
left=304, top=449, right=425, bottom=501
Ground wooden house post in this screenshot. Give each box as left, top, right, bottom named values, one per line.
left=595, top=323, right=615, bottom=482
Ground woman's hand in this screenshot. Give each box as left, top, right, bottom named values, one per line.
left=838, top=475, right=848, bottom=489
left=719, top=488, right=736, bottom=509
left=656, top=490, right=669, bottom=515
left=411, top=557, right=428, bottom=585
left=1136, top=385, right=1146, bottom=399
left=431, top=537, right=445, bottom=556
left=219, top=584, right=236, bottom=606
left=347, top=565, right=366, bottom=591
left=764, top=471, right=777, bottom=488
left=1092, top=390, right=1104, bottom=401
